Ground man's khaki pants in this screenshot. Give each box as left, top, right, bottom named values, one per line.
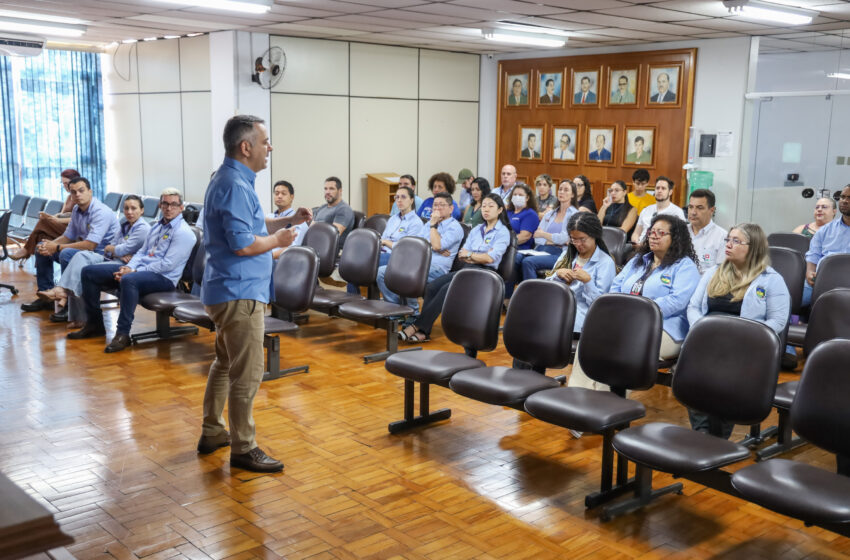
left=202, top=299, right=265, bottom=455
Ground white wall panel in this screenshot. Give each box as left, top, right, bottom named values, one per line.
left=104, top=93, right=143, bottom=194
left=139, top=94, right=184, bottom=195
left=270, top=36, right=348, bottom=95
left=418, top=101, right=479, bottom=196
left=179, top=35, right=211, bottom=91
left=137, top=39, right=181, bottom=93
left=350, top=98, right=418, bottom=208
left=420, top=50, right=479, bottom=101
left=350, top=44, right=418, bottom=99
left=101, top=44, right=138, bottom=94
left=181, top=92, right=213, bottom=203
left=271, top=94, right=349, bottom=211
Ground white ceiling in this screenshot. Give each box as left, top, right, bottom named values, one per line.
left=4, top=0, right=850, bottom=54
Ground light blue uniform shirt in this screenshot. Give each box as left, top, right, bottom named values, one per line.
left=687, top=266, right=790, bottom=335
left=126, top=213, right=195, bottom=286
left=382, top=210, right=426, bottom=253
left=111, top=219, right=151, bottom=258
left=462, top=220, right=511, bottom=270
left=63, top=197, right=120, bottom=253
left=202, top=158, right=271, bottom=305
left=534, top=206, right=578, bottom=247
left=611, top=253, right=701, bottom=341
left=390, top=195, right=424, bottom=216
left=267, top=207, right=307, bottom=247
left=548, top=245, right=617, bottom=332
left=422, top=217, right=464, bottom=274
left=805, top=217, right=850, bottom=269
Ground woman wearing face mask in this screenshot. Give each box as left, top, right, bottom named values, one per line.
left=462, top=177, right=490, bottom=227
left=792, top=197, right=836, bottom=237
left=598, top=180, right=637, bottom=235
left=400, top=193, right=512, bottom=343
left=506, top=183, right=540, bottom=251
left=519, top=180, right=579, bottom=281
left=535, top=174, right=557, bottom=218
left=574, top=175, right=597, bottom=213
left=417, top=172, right=462, bottom=221
left=36, top=195, right=151, bottom=328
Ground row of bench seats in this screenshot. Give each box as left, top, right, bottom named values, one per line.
left=381, top=267, right=850, bottom=537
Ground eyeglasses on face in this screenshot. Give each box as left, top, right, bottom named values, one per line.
left=724, top=237, right=749, bottom=246
left=160, top=201, right=182, bottom=208
left=647, top=229, right=670, bottom=238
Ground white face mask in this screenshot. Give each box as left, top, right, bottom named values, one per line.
left=511, top=195, right=526, bottom=209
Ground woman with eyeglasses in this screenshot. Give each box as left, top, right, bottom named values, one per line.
left=566, top=214, right=700, bottom=398
left=792, top=197, right=836, bottom=238
left=573, top=175, right=597, bottom=213
left=546, top=212, right=616, bottom=333
left=36, top=195, right=151, bottom=328
left=462, top=177, right=490, bottom=227
left=598, top=180, right=637, bottom=234
left=686, top=223, right=790, bottom=438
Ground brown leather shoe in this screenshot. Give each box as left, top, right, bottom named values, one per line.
left=197, top=431, right=231, bottom=454
left=230, top=447, right=283, bottom=473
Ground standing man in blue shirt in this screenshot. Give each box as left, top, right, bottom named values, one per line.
left=198, top=115, right=310, bottom=473
left=22, top=176, right=119, bottom=318
left=803, top=184, right=850, bottom=305
left=68, top=188, right=196, bottom=353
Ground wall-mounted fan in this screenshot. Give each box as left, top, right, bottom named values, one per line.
left=251, top=46, right=285, bottom=89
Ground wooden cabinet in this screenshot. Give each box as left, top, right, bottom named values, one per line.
left=366, top=172, right=401, bottom=216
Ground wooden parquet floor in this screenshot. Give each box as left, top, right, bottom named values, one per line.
left=1, top=259, right=848, bottom=560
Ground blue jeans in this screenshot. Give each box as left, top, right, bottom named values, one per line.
left=81, top=263, right=174, bottom=335
left=802, top=282, right=813, bottom=307
left=347, top=253, right=390, bottom=294
left=35, top=247, right=79, bottom=291
left=377, top=263, right=445, bottom=314
left=520, top=247, right=561, bottom=282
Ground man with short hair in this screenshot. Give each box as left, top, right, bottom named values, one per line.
left=456, top=168, right=474, bottom=212
left=553, top=134, right=574, bottom=161
left=267, top=180, right=308, bottom=253
left=198, top=114, right=308, bottom=473
left=69, top=188, right=196, bottom=353
left=589, top=134, right=611, bottom=162
left=22, top=176, right=120, bottom=318
left=632, top=176, right=685, bottom=244
left=627, top=169, right=655, bottom=216
left=687, top=188, right=727, bottom=273
left=521, top=133, right=541, bottom=159
left=314, top=176, right=355, bottom=246
left=626, top=136, right=652, bottom=164
left=390, top=174, right=424, bottom=216
left=539, top=78, right=560, bottom=104
left=651, top=72, right=677, bottom=103
left=803, top=184, right=850, bottom=305
left=508, top=78, right=527, bottom=105
left=611, top=74, right=635, bottom=104
left=494, top=164, right=517, bottom=201
left=574, top=76, right=596, bottom=104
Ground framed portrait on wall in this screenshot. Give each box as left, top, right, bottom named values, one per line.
left=647, top=63, right=683, bottom=107
left=536, top=69, right=565, bottom=108
left=505, top=72, right=530, bottom=107
left=623, top=126, right=657, bottom=167
left=516, top=176, right=529, bottom=186
left=570, top=67, right=601, bottom=108
left=585, top=126, right=616, bottom=166
left=606, top=67, right=639, bottom=107
left=518, top=125, right=545, bottom=161
left=550, top=126, right=578, bottom=164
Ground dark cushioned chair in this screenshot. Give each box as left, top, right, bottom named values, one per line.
left=0, top=211, right=20, bottom=294
left=603, top=316, right=781, bottom=521
left=130, top=227, right=204, bottom=344
left=496, top=230, right=518, bottom=284
left=8, top=197, right=46, bottom=239
left=449, top=279, right=576, bottom=409
left=602, top=226, right=628, bottom=267
left=769, top=246, right=805, bottom=317
left=732, top=339, right=850, bottom=536
left=42, top=199, right=64, bottom=216
left=141, top=196, right=160, bottom=224
left=353, top=210, right=366, bottom=230
left=1, top=194, right=29, bottom=230
left=364, top=213, right=389, bottom=235
left=302, top=222, right=339, bottom=279
left=310, top=228, right=380, bottom=313
left=757, top=287, right=850, bottom=461
left=384, top=268, right=504, bottom=433
left=337, top=236, right=431, bottom=363
left=104, top=192, right=123, bottom=213
left=789, top=253, right=850, bottom=346
left=767, top=232, right=811, bottom=256
left=524, top=294, right=663, bottom=509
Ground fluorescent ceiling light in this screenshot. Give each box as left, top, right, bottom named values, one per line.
left=482, top=29, right=566, bottom=48
left=496, top=21, right=570, bottom=37
left=122, top=38, right=138, bottom=44
left=0, top=10, right=86, bottom=25
left=827, top=72, right=850, bottom=80
left=152, top=0, right=273, bottom=14
left=723, top=0, right=816, bottom=25
left=0, top=16, right=86, bottom=37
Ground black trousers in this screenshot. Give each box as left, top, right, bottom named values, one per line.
left=412, top=271, right=458, bottom=335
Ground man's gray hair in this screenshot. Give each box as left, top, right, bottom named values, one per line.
left=160, top=187, right=183, bottom=205
left=223, top=114, right=265, bottom=157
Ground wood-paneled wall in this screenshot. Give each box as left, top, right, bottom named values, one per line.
left=496, top=48, right=696, bottom=206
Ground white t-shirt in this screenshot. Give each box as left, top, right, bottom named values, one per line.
left=636, top=203, right=686, bottom=241
left=689, top=220, right=727, bottom=273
